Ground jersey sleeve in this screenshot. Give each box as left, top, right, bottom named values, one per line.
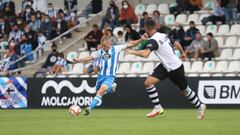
left=114, top=44, right=127, bottom=52
left=91, top=50, right=101, bottom=59
left=144, top=39, right=159, bottom=51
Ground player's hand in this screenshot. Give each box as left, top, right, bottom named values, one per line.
left=72, top=58, right=79, bottom=63
left=180, top=53, right=186, bottom=61
left=141, top=33, right=149, bottom=40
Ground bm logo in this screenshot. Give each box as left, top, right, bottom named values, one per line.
left=203, top=86, right=216, bottom=99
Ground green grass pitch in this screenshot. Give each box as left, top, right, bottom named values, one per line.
left=0, top=109, right=240, bottom=135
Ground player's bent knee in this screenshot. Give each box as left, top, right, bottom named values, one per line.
left=144, top=80, right=153, bottom=88
left=97, top=85, right=109, bottom=96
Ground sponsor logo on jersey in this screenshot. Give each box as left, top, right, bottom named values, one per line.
left=198, top=80, right=240, bottom=104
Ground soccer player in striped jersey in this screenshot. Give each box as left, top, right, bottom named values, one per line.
left=127, top=19, right=206, bottom=119
left=72, top=36, right=141, bottom=116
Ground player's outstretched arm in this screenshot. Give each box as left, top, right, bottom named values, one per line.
left=73, top=56, right=93, bottom=63
left=174, top=41, right=186, bottom=61
left=127, top=34, right=149, bottom=48
left=127, top=49, right=151, bottom=58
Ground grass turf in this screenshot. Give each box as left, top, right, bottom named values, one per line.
left=0, top=109, right=240, bottom=135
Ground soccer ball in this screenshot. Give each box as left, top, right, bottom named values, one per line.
left=69, top=105, right=81, bottom=116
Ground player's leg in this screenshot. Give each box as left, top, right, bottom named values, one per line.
left=84, top=77, right=114, bottom=116
left=145, top=64, right=168, bottom=118
left=169, top=64, right=206, bottom=119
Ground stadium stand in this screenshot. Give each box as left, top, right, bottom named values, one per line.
left=0, top=0, right=240, bottom=78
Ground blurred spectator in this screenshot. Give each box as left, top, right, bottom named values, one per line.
left=100, top=0, right=119, bottom=30
left=3, top=0, right=15, bottom=15
left=22, top=5, right=34, bottom=22
left=185, top=32, right=205, bottom=59
left=32, top=0, right=48, bottom=13
left=0, top=49, right=18, bottom=76
left=116, top=31, right=124, bottom=44
left=185, top=21, right=199, bottom=47
left=0, top=0, right=3, bottom=11
left=51, top=52, right=67, bottom=75
left=29, top=14, right=41, bottom=32
left=42, top=42, right=59, bottom=71
left=37, top=29, right=46, bottom=55
left=64, top=0, right=78, bottom=13
left=23, top=24, right=38, bottom=50
left=169, top=22, right=185, bottom=46
left=2, top=2, right=16, bottom=23
left=8, top=24, right=24, bottom=43
left=200, top=33, right=220, bottom=60
left=47, top=3, right=58, bottom=18
left=22, top=0, right=33, bottom=9
left=139, top=11, right=150, bottom=35
left=54, top=11, right=71, bottom=38
left=186, top=0, right=203, bottom=13
left=40, top=15, right=54, bottom=40
left=119, top=0, right=138, bottom=26
left=220, top=0, right=238, bottom=25
left=80, top=0, right=102, bottom=18
left=19, top=34, right=33, bottom=61
left=124, top=25, right=140, bottom=42
left=0, top=17, right=11, bottom=35
left=201, top=3, right=225, bottom=25
left=152, top=10, right=165, bottom=26
left=105, top=28, right=118, bottom=45
left=84, top=24, right=103, bottom=51
left=169, top=0, right=186, bottom=16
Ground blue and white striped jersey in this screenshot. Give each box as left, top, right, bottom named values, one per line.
left=92, top=45, right=127, bottom=76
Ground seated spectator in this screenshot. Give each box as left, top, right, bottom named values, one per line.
left=51, top=52, right=67, bottom=75
left=64, top=0, right=78, bottom=13
left=19, top=34, right=33, bottom=61
left=0, top=0, right=3, bottom=11
left=116, top=30, right=125, bottom=44
left=100, top=0, right=119, bottom=30
left=104, top=28, right=118, bottom=45
left=3, top=0, right=15, bottom=15
left=54, top=11, right=71, bottom=38
left=80, top=0, right=102, bottom=18
left=29, top=14, right=42, bottom=32
left=184, top=21, right=199, bottom=47
left=200, top=33, right=220, bottom=60
left=47, top=3, right=58, bottom=18
left=22, top=0, right=33, bottom=9
left=119, top=0, right=138, bottom=26
left=139, top=11, right=150, bottom=35
left=168, top=22, right=185, bottom=46
left=0, top=49, right=18, bottom=76
left=152, top=10, right=165, bottom=26
left=201, top=3, right=225, bottom=25
left=169, top=0, right=186, bottom=16
left=8, top=24, right=24, bottom=44
left=2, top=3, right=16, bottom=25
left=0, top=17, right=11, bottom=36
left=40, top=15, right=54, bottom=40
left=21, top=5, right=34, bottom=22
left=186, top=0, right=203, bottom=13
left=42, top=43, right=59, bottom=72
left=84, top=24, right=103, bottom=51
left=220, top=0, right=238, bottom=25
left=24, top=24, right=38, bottom=50
left=37, top=29, right=46, bottom=55
left=185, top=32, right=205, bottom=59
left=124, top=25, right=140, bottom=42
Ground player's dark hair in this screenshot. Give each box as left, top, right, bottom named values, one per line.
left=145, top=19, right=156, bottom=30
left=142, top=11, right=148, bottom=16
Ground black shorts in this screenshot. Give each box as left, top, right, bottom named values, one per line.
left=150, top=64, right=188, bottom=90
